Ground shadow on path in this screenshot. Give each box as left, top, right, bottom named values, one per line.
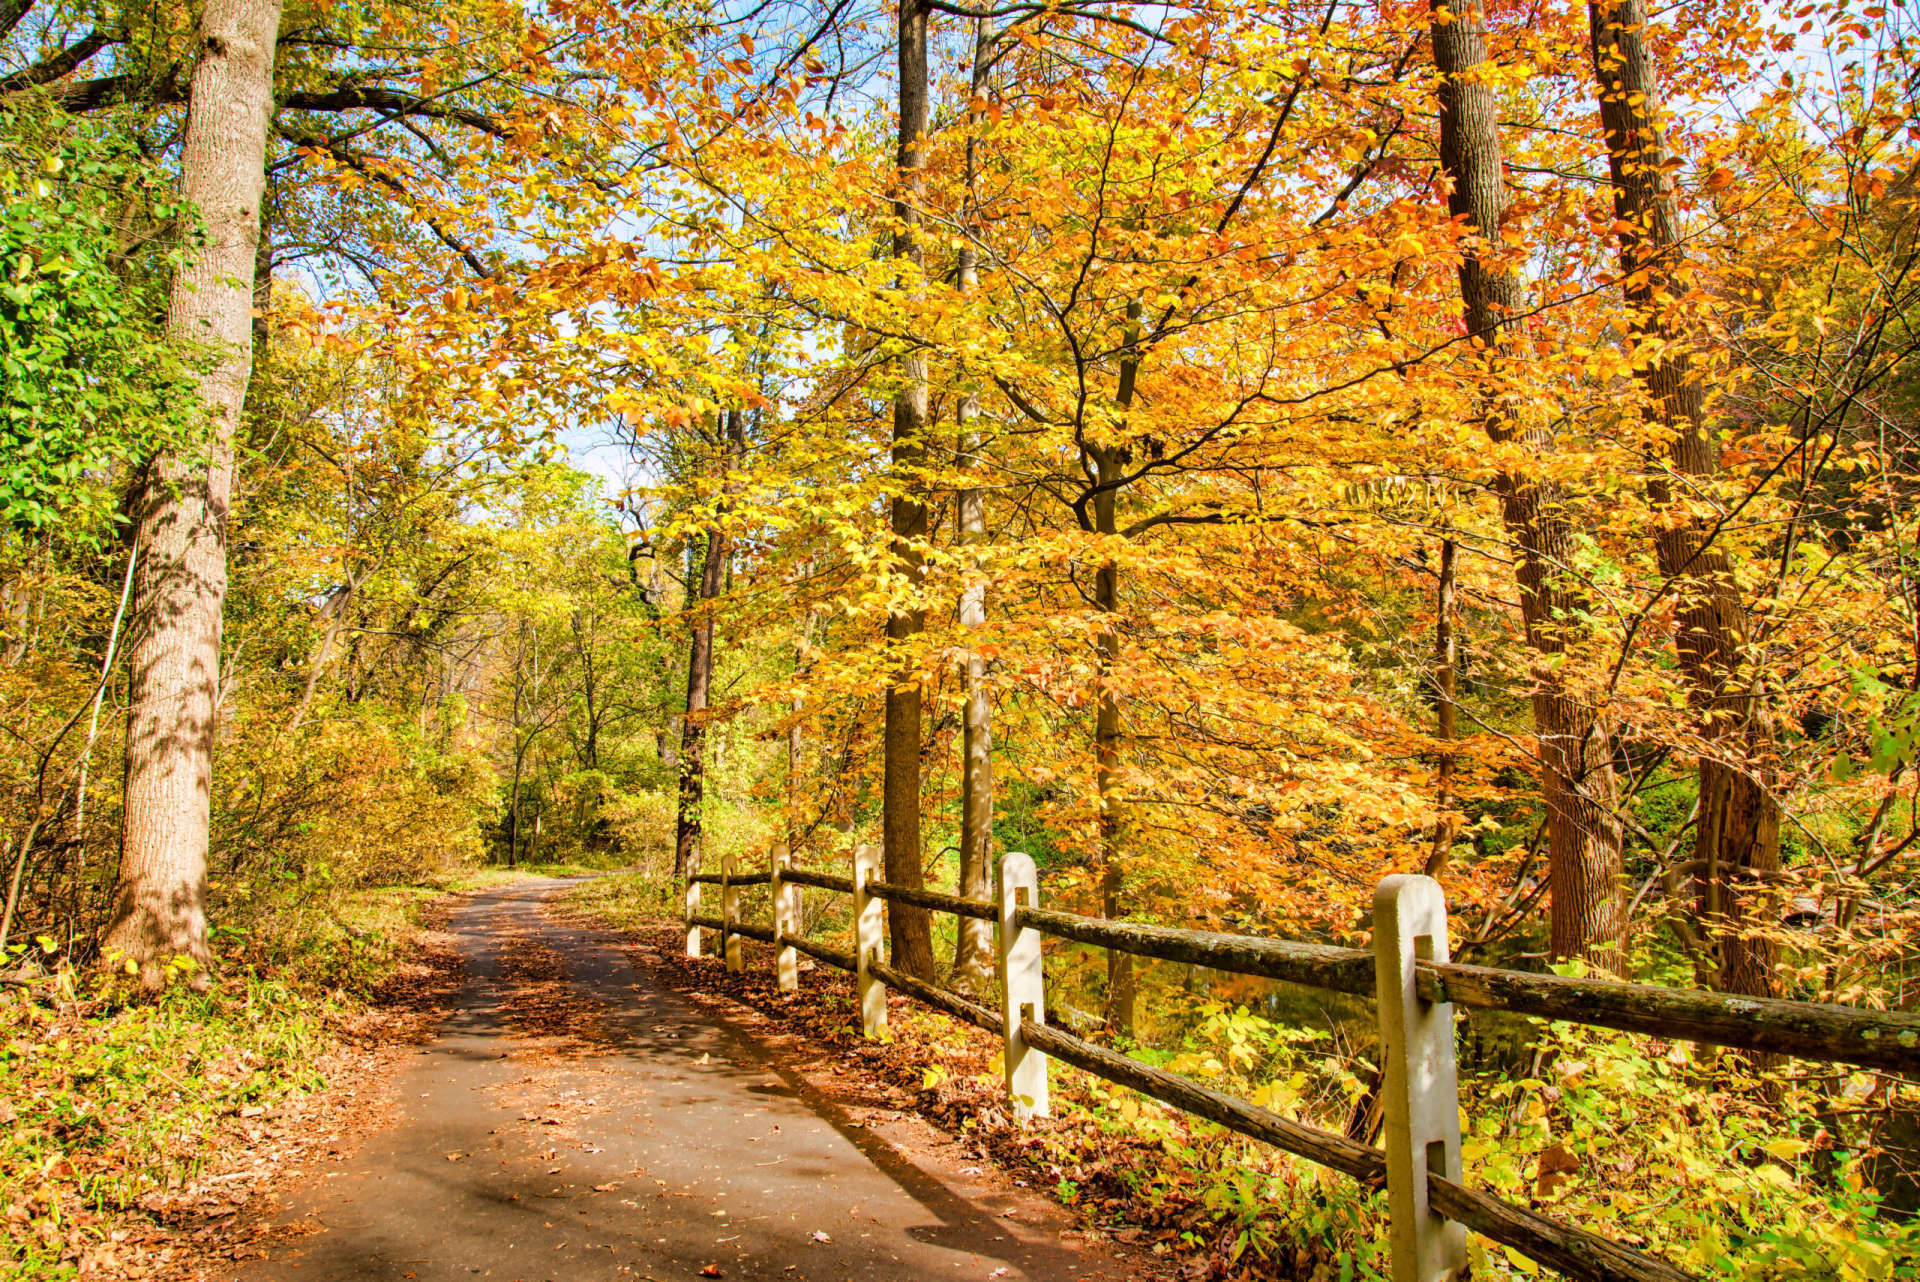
left=239, top=879, right=1129, bottom=1282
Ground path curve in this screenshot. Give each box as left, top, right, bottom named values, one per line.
left=241, top=878, right=1133, bottom=1282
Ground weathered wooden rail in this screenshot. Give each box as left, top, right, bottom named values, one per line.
left=682, top=847, right=1919, bottom=1282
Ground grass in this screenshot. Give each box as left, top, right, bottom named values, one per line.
left=436, top=860, right=626, bottom=892
left=1, top=884, right=453, bottom=1279
left=559, top=866, right=679, bottom=929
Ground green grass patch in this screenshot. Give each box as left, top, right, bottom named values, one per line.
left=2, top=885, right=452, bottom=1278
left=561, top=867, right=679, bottom=930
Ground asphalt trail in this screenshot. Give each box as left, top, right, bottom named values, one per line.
left=242, top=878, right=1126, bottom=1282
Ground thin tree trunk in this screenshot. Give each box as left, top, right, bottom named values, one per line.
left=286, top=576, right=361, bottom=735
left=951, top=14, right=994, bottom=992
left=673, top=412, right=738, bottom=882
left=104, top=0, right=284, bottom=986
left=1430, top=0, right=1627, bottom=967
left=1095, top=299, right=1144, bottom=1034
left=787, top=609, right=815, bottom=857
left=882, top=0, right=937, bottom=980
left=1425, top=536, right=1459, bottom=876
left=507, top=746, right=526, bottom=868
left=1587, top=0, right=1780, bottom=996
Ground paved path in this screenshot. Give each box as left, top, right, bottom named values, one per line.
left=244, top=879, right=1128, bottom=1282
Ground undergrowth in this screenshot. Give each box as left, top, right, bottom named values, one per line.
left=565, top=872, right=1920, bottom=1282
left=1, top=885, right=455, bottom=1279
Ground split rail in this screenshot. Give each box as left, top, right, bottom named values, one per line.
left=683, top=847, right=1919, bottom=1282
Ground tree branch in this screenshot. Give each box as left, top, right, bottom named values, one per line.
left=0, top=27, right=119, bottom=93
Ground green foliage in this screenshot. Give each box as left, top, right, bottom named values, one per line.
left=0, top=884, right=446, bottom=1277
left=0, top=110, right=204, bottom=537
left=1080, top=1001, right=1920, bottom=1280
left=1461, top=1023, right=1920, bottom=1280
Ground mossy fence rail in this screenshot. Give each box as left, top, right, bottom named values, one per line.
left=683, top=847, right=1919, bottom=1282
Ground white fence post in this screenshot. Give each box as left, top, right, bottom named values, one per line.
left=773, top=844, right=798, bottom=993
left=996, top=851, right=1048, bottom=1120
left=685, top=852, right=701, bottom=958
left=854, top=842, right=887, bottom=1037
left=723, top=854, right=742, bottom=973
left=1373, top=874, right=1466, bottom=1282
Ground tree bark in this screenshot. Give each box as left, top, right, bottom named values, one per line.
left=1587, top=0, right=1781, bottom=996
left=1430, top=0, right=1627, bottom=967
left=104, top=0, right=284, bottom=986
left=951, top=14, right=994, bottom=993
left=882, top=0, right=937, bottom=980
left=673, top=411, right=740, bottom=881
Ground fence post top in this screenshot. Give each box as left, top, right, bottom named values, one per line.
left=999, top=850, right=1036, bottom=881
left=1374, top=873, right=1444, bottom=913
left=722, top=853, right=736, bottom=877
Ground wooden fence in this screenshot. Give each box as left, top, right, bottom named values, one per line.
left=683, top=847, right=1920, bottom=1282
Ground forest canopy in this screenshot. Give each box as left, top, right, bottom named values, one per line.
left=1, top=0, right=1917, bottom=1272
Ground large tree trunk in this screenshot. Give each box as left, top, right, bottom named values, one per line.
left=1430, top=0, right=1627, bottom=967
left=950, top=15, right=994, bottom=993
left=1587, top=0, right=1781, bottom=996
left=104, top=0, right=284, bottom=986
left=882, top=0, right=937, bottom=980
left=673, top=412, right=740, bottom=881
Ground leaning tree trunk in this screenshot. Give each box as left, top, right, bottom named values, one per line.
left=881, top=0, right=937, bottom=980
left=950, top=13, right=994, bottom=992
left=674, top=411, right=740, bottom=881
left=1587, top=0, right=1781, bottom=996
left=104, top=0, right=284, bottom=986
left=1430, top=0, right=1627, bottom=967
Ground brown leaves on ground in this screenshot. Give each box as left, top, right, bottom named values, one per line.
left=494, top=929, right=611, bottom=1055
left=8, top=904, right=465, bottom=1281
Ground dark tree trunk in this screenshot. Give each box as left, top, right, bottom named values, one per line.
left=1425, top=537, right=1459, bottom=877
left=882, top=0, right=937, bottom=980
left=1093, top=299, right=1144, bottom=1034
left=673, top=412, right=741, bottom=881
left=1587, top=0, right=1781, bottom=996
left=1430, top=0, right=1627, bottom=967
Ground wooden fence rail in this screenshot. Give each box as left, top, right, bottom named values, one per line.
left=680, top=844, right=1918, bottom=1282
left=1019, top=904, right=1920, bottom=1074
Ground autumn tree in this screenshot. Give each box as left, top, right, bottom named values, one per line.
left=1427, top=0, right=1627, bottom=965
left=104, top=0, right=284, bottom=984
left=1585, top=0, right=1781, bottom=995
left=881, top=0, right=938, bottom=980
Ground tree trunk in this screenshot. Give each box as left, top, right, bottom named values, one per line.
left=673, top=412, right=738, bottom=881
left=1430, top=0, right=1627, bottom=967
left=788, top=607, right=817, bottom=857
left=882, top=0, right=937, bottom=980
left=1425, top=537, right=1459, bottom=876
left=1095, top=299, right=1143, bottom=1034
left=104, top=0, right=284, bottom=986
left=1587, top=0, right=1781, bottom=996
left=951, top=14, right=994, bottom=993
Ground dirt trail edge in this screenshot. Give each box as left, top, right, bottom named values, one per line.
left=240, top=878, right=1143, bottom=1282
